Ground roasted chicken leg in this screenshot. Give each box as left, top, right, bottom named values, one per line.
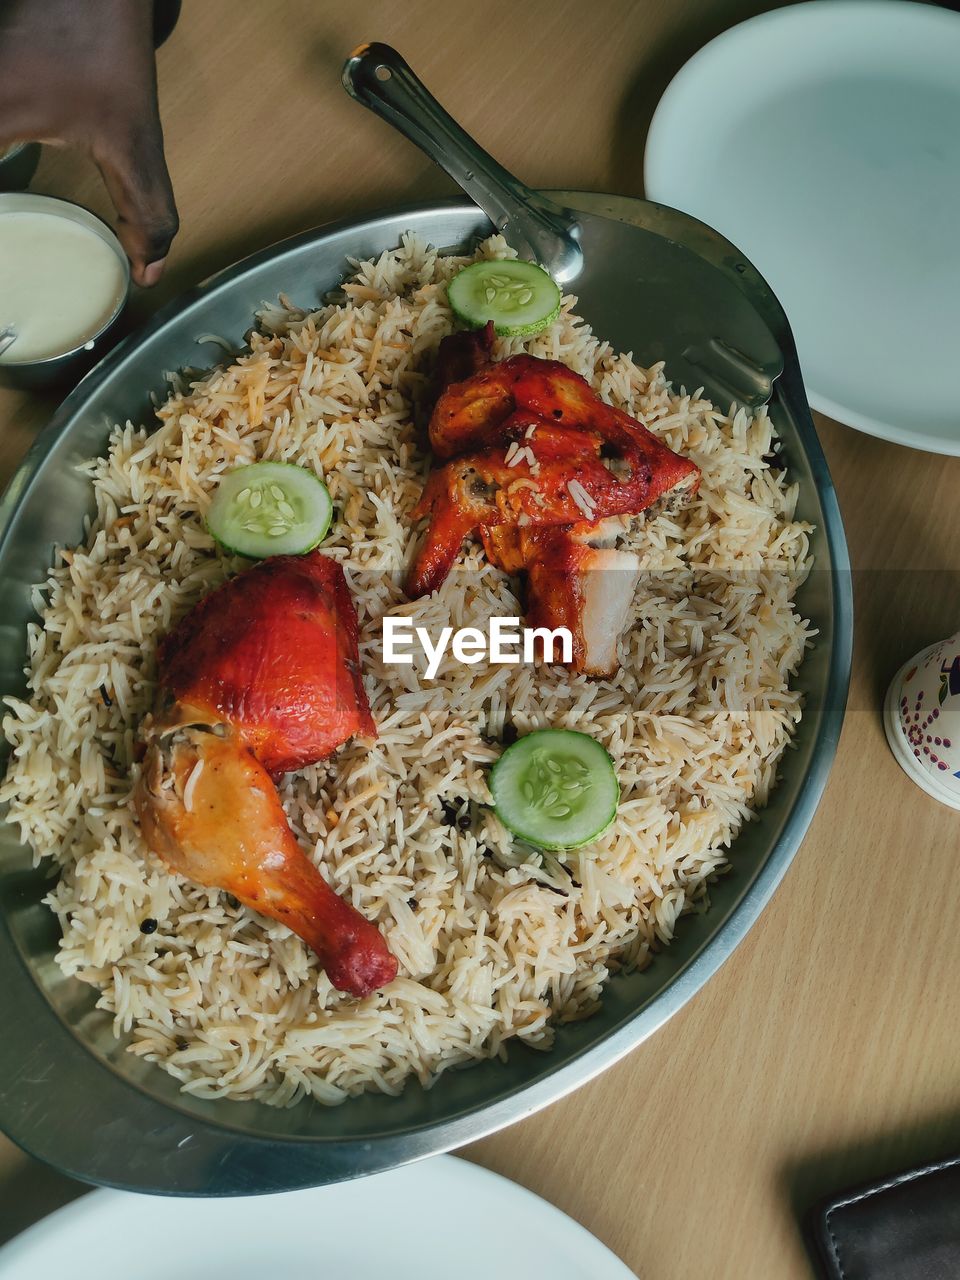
left=135, top=551, right=397, bottom=998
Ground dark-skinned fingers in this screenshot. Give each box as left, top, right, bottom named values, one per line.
left=93, top=116, right=179, bottom=287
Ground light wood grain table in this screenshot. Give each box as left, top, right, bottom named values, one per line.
left=2, top=2, right=959, bottom=1275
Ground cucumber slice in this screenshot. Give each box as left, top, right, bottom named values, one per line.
left=448, top=260, right=561, bottom=337
left=489, top=729, right=619, bottom=851
left=206, top=462, right=333, bottom=559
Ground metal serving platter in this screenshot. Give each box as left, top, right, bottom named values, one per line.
left=0, top=194, right=852, bottom=1194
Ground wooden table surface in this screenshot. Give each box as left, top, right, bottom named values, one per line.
left=2, top=2, right=959, bottom=1275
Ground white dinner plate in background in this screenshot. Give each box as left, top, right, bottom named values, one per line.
left=644, top=0, right=960, bottom=454
left=0, top=1156, right=636, bottom=1279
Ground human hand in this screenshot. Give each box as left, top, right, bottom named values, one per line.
left=0, top=0, right=179, bottom=285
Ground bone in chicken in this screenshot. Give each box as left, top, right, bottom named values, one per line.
left=135, top=551, right=397, bottom=998
left=485, top=521, right=646, bottom=676
left=406, top=335, right=701, bottom=675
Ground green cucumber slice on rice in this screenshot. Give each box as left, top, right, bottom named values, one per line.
left=489, top=729, right=619, bottom=850
left=206, top=461, right=333, bottom=558
left=447, top=260, right=561, bottom=337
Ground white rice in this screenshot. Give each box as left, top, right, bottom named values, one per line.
left=0, top=233, right=814, bottom=1107
left=567, top=477, right=597, bottom=518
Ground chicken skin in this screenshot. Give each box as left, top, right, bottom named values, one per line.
left=406, top=333, right=700, bottom=675
left=406, top=412, right=687, bottom=598
left=135, top=551, right=397, bottom=998
left=428, top=341, right=698, bottom=465
left=152, top=551, right=375, bottom=777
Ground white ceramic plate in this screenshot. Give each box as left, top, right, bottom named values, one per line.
left=644, top=0, right=960, bottom=454
left=0, top=1156, right=636, bottom=1279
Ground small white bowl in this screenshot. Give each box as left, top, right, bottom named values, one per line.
left=884, top=633, right=960, bottom=810
left=0, top=192, right=130, bottom=389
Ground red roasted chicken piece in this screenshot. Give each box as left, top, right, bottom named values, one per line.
left=154, top=551, right=375, bottom=777
left=135, top=551, right=396, bottom=998
left=428, top=351, right=698, bottom=463
left=406, top=410, right=697, bottom=599
left=407, top=336, right=701, bottom=676
left=136, top=728, right=396, bottom=998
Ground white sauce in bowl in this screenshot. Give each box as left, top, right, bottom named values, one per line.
left=0, top=211, right=127, bottom=363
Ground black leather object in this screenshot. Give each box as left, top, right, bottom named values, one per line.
left=806, top=1156, right=960, bottom=1278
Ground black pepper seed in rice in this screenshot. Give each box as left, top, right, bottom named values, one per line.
left=175, top=1038, right=189, bottom=1052
left=139, top=917, right=158, bottom=934
left=457, top=812, right=472, bottom=830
